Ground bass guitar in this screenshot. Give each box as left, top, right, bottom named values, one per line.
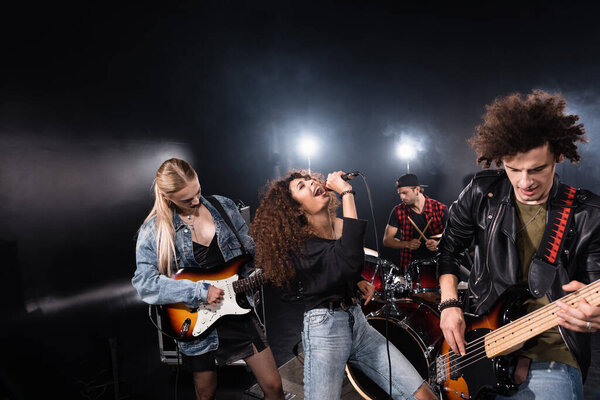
left=162, top=254, right=265, bottom=341
left=435, top=279, right=600, bottom=399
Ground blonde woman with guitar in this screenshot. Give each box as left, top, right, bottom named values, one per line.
left=132, top=158, right=283, bottom=400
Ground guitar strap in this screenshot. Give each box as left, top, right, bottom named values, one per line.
left=205, top=195, right=250, bottom=255
left=528, top=183, right=577, bottom=298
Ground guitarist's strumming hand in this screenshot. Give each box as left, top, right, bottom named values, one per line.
left=441, top=307, right=467, bottom=356
left=207, top=285, right=225, bottom=306
left=556, top=280, right=599, bottom=333
left=439, top=273, right=467, bottom=356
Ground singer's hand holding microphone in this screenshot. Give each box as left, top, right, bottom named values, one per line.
left=324, top=171, right=360, bottom=194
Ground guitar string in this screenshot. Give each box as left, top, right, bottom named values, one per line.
left=232, top=273, right=266, bottom=293
left=486, top=287, right=600, bottom=356
left=444, top=288, right=600, bottom=372
left=441, top=287, right=600, bottom=374
left=443, top=291, right=600, bottom=377
left=443, top=283, right=599, bottom=365
left=485, top=285, right=599, bottom=347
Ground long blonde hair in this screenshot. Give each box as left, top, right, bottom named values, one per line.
left=144, top=158, right=197, bottom=276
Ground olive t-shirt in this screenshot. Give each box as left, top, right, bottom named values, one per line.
left=515, top=200, right=578, bottom=369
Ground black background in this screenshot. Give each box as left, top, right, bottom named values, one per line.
left=1, top=1, right=599, bottom=399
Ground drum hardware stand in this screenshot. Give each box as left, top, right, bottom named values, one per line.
left=369, top=258, right=384, bottom=287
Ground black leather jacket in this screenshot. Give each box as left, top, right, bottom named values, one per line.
left=438, top=169, right=600, bottom=381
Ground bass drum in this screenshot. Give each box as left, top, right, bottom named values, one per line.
left=346, top=298, right=442, bottom=399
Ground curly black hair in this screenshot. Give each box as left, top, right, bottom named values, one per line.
left=250, top=170, right=340, bottom=288
left=469, top=89, right=588, bottom=168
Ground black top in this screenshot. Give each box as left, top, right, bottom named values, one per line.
left=193, top=235, right=226, bottom=269
left=387, top=207, right=440, bottom=261
left=291, top=217, right=368, bottom=311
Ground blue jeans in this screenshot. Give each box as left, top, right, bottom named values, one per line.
left=495, top=360, right=583, bottom=400
left=301, top=305, right=425, bottom=400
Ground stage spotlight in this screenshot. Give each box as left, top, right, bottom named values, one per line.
left=298, top=135, right=318, bottom=173
left=396, top=139, right=418, bottom=173
left=396, top=142, right=417, bottom=160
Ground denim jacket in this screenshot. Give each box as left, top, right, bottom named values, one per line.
left=132, top=195, right=255, bottom=356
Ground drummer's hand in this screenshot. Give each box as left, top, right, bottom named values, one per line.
left=325, top=171, right=353, bottom=194
left=207, top=285, right=225, bottom=306
left=440, top=307, right=467, bottom=356
left=357, top=280, right=375, bottom=306
left=406, top=239, right=421, bottom=250
left=425, top=239, right=439, bottom=251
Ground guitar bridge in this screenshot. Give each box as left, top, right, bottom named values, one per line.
left=435, top=354, right=447, bottom=384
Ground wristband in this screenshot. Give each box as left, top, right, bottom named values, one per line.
left=340, top=189, right=355, bottom=198
left=438, top=298, right=462, bottom=312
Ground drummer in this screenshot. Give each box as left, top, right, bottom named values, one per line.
left=382, top=173, right=448, bottom=272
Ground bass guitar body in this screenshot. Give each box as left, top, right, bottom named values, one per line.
left=436, top=285, right=532, bottom=399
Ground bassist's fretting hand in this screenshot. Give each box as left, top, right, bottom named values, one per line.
left=557, top=280, right=599, bottom=333
left=207, top=285, right=224, bottom=306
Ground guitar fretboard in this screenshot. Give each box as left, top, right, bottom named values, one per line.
left=232, top=272, right=266, bottom=294
left=484, top=280, right=600, bottom=358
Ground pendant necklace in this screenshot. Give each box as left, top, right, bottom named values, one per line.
left=183, top=213, right=198, bottom=241
left=516, top=205, right=544, bottom=235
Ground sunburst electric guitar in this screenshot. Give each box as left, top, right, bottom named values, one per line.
left=435, top=279, right=600, bottom=399
left=161, top=254, right=265, bottom=341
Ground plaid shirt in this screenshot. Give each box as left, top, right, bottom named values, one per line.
left=392, top=196, right=447, bottom=271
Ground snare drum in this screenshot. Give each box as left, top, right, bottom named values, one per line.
left=406, top=257, right=440, bottom=303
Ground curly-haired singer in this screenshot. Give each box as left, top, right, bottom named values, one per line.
left=251, top=170, right=437, bottom=400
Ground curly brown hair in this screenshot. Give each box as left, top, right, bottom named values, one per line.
left=250, top=170, right=340, bottom=287
left=469, top=89, right=588, bottom=168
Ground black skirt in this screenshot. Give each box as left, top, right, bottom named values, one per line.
left=182, top=312, right=268, bottom=372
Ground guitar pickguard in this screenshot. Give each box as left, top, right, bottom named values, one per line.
left=191, top=274, right=251, bottom=337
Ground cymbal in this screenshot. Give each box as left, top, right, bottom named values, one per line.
left=363, top=247, right=379, bottom=257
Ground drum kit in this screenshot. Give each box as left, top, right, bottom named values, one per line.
left=346, top=248, right=469, bottom=399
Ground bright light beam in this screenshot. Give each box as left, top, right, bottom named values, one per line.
left=298, top=135, right=318, bottom=173
left=396, top=141, right=417, bottom=173
left=396, top=142, right=417, bottom=160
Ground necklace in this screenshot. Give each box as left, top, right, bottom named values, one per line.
left=516, top=205, right=544, bottom=235
left=181, top=213, right=199, bottom=241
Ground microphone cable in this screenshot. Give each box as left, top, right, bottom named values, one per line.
left=354, top=173, right=379, bottom=256
left=354, top=172, right=393, bottom=399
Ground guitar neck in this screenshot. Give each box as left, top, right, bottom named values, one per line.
left=485, top=280, right=600, bottom=358
left=232, top=272, right=266, bottom=294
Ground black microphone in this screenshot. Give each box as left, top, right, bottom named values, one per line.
left=324, top=171, right=360, bottom=190
left=342, top=171, right=360, bottom=181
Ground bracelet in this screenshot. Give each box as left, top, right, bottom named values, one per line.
left=340, top=189, right=355, bottom=198
left=438, top=298, right=462, bottom=312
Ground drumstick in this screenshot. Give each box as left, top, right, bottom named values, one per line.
left=407, top=216, right=428, bottom=241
